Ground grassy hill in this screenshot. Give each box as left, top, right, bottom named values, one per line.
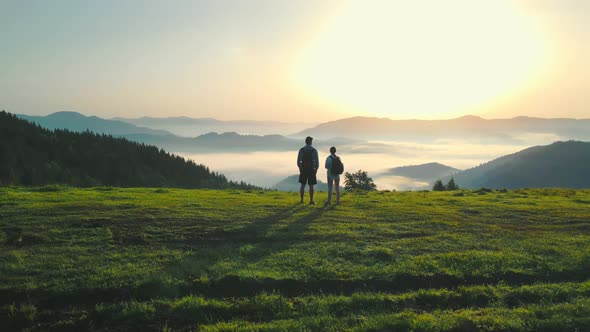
left=1, top=186, right=589, bottom=330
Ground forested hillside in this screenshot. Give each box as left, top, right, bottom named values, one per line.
left=450, top=140, right=590, bottom=189
left=0, top=111, right=256, bottom=189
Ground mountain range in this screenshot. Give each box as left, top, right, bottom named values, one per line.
left=18, top=112, right=172, bottom=136
left=114, top=116, right=312, bottom=137
left=11, top=111, right=590, bottom=190
left=17, top=112, right=354, bottom=153
left=296, top=115, right=590, bottom=143
left=123, top=132, right=302, bottom=153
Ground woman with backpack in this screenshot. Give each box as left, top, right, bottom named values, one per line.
left=325, top=146, right=343, bottom=205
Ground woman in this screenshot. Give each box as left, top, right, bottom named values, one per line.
left=325, top=146, right=342, bottom=205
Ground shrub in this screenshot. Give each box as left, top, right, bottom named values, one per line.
left=344, top=170, right=377, bottom=191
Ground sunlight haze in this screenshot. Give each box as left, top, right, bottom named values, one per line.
left=1, top=0, right=588, bottom=121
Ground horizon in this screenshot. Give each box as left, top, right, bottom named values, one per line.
left=2, top=1, right=589, bottom=121
left=13, top=110, right=590, bottom=123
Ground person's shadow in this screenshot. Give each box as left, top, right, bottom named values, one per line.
left=140, top=203, right=328, bottom=298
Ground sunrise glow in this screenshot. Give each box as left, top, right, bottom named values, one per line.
left=293, top=0, right=552, bottom=119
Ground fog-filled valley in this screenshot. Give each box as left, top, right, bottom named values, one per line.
left=177, top=139, right=554, bottom=190
left=12, top=111, right=590, bottom=190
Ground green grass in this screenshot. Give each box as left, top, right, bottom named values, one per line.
left=1, top=186, right=589, bottom=331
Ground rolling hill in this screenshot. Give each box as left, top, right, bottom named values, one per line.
left=295, top=115, right=590, bottom=143
left=0, top=111, right=256, bottom=189
left=123, top=132, right=302, bottom=153
left=449, top=140, right=590, bottom=189
left=18, top=111, right=172, bottom=136
left=16, top=112, right=317, bottom=153
left=114, top=116, right=313, bottom=136
left=382, top=162, right=460, bottom=182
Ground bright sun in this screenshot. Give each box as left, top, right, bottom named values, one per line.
left=293, top=0, right=551, bottom=119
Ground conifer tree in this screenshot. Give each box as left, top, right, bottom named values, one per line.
left=433, top=179, right=445, bottom=191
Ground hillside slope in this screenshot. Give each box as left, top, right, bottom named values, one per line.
left=0, top=111, right=255, bottom=189
left=451, top=140, right=590, bottom=189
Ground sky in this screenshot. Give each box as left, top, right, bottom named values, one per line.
left=1, top=0, right=588, bottom=122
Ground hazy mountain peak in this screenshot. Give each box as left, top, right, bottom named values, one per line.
left=384, top=162, right=460, bottom=182
left=17, top=112, right=173, bottom=136
left=47, top=111, right=87, bottom=118
left=455, top=115, right=484, bottom=121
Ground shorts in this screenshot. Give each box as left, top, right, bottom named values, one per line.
left=299, top=170, right=317, bottom=185
left=327, top=172, right=340, bottom=182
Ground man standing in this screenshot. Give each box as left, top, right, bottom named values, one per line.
left=297, top=136, right=319, bottom=205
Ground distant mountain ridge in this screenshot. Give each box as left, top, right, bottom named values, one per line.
left=0, top=111, right=257, bottom=189
left=114, top=116, right=313, bottom=136
left=17, top=112, right=306, bottom=152
left=448, top=140, right=590, bottom=189
left=295, top=115, right=590, bottom=143
left=18, top=112, right=172, bottom=136
left=16, top=112, right=375, bottom=153
left=123, top=132, right=301, bottom=153
left=383, top=162, right=460, bottom=182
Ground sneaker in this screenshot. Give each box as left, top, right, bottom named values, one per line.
left=309, top=201, right=317, bottom=205
left=324, top=201, right=331, bottom=206
left=299, top=199, right=304, bottom=204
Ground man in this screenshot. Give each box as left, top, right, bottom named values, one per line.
left=325, top=146, right=342, bottom=205
left=297, top=136, right=319, bottom=204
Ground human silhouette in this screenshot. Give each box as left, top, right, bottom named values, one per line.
left=297, top=136, right=319, bottom=204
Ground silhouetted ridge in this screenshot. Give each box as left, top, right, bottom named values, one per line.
left=0, top=111, right=258, bottom=189
left=295, top=116, right=590, bottom=142
left=18, top=111, right=172, bottom=136
left=450, top=140, right=590, bottom=189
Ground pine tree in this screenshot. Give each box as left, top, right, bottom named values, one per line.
left=433, top=179, right=445, bottom=191
left=446, top=177, right=458, bottom=190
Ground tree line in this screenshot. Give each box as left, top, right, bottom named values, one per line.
left=0, top=111, right=259, bottom=189
left=433, top=178, right=459, bottom=191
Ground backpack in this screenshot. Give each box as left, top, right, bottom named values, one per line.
left=330, top=155, right=344, bottom=175
left=301, top=147, right=315, bottom=172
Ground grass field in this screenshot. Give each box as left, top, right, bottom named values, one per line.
left=1, top=186, right=590, bottom=331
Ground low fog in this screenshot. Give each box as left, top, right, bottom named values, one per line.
left=177, top=138, right=548, bottom=190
